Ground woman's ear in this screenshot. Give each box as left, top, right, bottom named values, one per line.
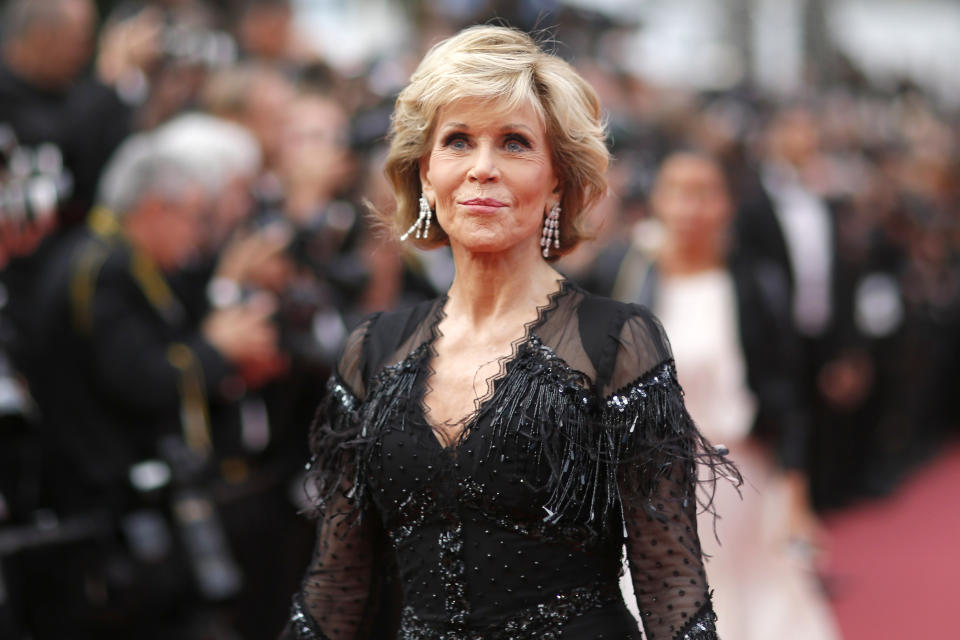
left=419, top=158, right=435, bottom=206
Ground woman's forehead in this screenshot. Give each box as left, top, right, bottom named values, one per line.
left=433, top=97, right=545, bottom=133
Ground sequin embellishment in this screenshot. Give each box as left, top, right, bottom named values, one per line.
left=675, top=600, right=719, bottom=640
left=438, top=519, right=469, bottom=630
left=287, top=593, right=331, bottom=640
left=398, top=582, right=622, bottom=640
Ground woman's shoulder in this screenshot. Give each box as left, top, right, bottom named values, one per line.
left=574, top=287, right=659, bottom=330
left=573, top=286, right=670, bottom=352
left=569, top=286, right=673, bottom=395
left=363, top=296, right=439, bottom=343
left=336, top=296, right=443, bottom=387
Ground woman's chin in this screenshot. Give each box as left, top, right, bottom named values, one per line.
left=456, top=236, right=537, bottom=259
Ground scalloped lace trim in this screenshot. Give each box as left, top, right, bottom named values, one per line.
left=418, top=277, right=572, bottom=450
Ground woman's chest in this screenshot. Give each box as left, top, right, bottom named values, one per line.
left=365, top=385, right=556, bottom=528
left=423, top=320, right=540, bottom=443
left=357, top=337, right=607, bottom=536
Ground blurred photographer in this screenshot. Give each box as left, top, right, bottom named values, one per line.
left=268, top=91, right=367, bottom=361
left=202, top=62, right=295, bottom=174
left=98, top=1, right=240, bottom=130
left=0, top=0, right=146, bottom=422
left=201, top=72, right=368, bottom=365
left=232, top=0, right=314, bottom=68
left=0, top=0, right=132, bottom=229
left=13, top=137, right=284, bottom=638
left=149, top=111, right=326, bottom=639
left=115, top=111, right=273, bottom=326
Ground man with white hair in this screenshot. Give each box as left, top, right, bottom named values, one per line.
left=153, top=112, right=264, bottom=250
left=18, top=136, right=284, bottom=637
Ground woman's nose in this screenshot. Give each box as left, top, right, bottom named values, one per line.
left=467, top=143, right=500, bottom=183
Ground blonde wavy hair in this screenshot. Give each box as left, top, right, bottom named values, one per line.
left=383, top=25, right=610, bottom=260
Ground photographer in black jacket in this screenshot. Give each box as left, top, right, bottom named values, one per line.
left=19, top=137, right=283, bottom=638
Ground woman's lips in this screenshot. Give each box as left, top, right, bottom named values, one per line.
left=460, top=197, right=507, bottom=213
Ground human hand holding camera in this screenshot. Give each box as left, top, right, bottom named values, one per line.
left=214, top=224, right=293, bottom=293
left=96, top=8, right=164, bottom=90
left=202, top=293, right=288, bottom=390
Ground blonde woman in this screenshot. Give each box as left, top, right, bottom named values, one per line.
left=283, top=26, right=736, bottom=640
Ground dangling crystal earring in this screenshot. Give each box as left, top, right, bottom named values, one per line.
left=541, top=202, right=561, bottom=258
left=401, top=194, right=433, bottom=241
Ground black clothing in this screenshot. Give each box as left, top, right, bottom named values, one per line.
left=30, top=210, right=231, bottom=513
left=8, top=210, right=242, bottom=637
left=0, top=63, right=131, bottom=227
left=0, top=63, right=132, bottom=383
left=285, top=281, right=732, bottom=639
left=610, top=249, right=809, bottom=471
left=732, top=173, right=795, bottom=294
left=733, top=168, right=863, bottom=354
left=733, top=168, right=869, bottom=509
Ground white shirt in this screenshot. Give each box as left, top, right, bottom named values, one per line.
left=657, top=269, right=757, bottom=444
left=761, top=163, right=833, bottom=337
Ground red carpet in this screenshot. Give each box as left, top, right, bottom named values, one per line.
left=823, top=442, right=960, bottom=639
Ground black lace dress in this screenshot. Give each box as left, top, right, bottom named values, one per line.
left=284, top=281, right=733, bottom=640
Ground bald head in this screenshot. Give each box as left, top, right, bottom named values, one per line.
left=1, top=0, right=96, bottom=88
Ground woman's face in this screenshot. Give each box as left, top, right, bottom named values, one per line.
left=652, top=155, right=732, bottom=253
left=420, top=98, right=558, bottom=258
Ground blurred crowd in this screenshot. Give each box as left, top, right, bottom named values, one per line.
left=0, top=0, right=957, bottom=638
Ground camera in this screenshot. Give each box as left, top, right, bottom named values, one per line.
left=0, top=125, right=72, bottom=227
left=255, top=204, right=368, bottom=368
left=161, top=24, right=238, bottom=69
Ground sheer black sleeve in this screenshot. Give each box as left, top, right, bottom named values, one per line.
left=284, top=318, right=382, bottom=640
left=602, top=308, right=738, bottom=640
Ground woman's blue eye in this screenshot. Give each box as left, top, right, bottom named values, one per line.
left=504, top=135, right=530, bottom=152
left=443, top=134, right=469, bottom=150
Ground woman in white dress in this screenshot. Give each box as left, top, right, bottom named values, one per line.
left=612, top=151, right=841, bottom=640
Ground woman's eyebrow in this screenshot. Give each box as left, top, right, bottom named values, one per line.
left=438, top=122, right=535, bottom=134
left=500, top=123, right=534, bottom=134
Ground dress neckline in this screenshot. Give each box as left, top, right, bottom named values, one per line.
left=418, top=277, right=573, bottom=452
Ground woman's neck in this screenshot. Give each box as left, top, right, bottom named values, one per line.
left=446, top=240, right=562, bottom=328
